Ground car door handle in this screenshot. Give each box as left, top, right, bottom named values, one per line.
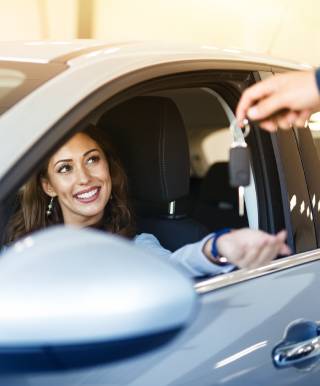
left=273, top=320, right=320, bottom=369
left=273, top=336, right=320, bottom=368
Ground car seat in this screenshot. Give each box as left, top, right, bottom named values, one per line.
left=98, top=96, right=208, bottom=251
left=192, top=161, right=248, bottom=231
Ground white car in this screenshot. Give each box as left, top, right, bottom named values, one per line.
left=0, top=40, right=320, bottom=386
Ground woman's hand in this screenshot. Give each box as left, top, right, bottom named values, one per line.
left=204, top=228, right=291, bottom=269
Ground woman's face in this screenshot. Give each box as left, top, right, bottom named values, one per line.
left=42, top=132, right=112, bottom=227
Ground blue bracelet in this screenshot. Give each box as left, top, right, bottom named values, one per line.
left=315, top=68, right=320, bottom=94
left=210, top=228, right=231, bottom=265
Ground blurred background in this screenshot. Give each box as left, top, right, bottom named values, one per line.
left=0, top=0, right=319, bottom=65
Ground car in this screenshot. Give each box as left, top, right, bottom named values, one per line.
left=0, top=40, right=320, bottom=385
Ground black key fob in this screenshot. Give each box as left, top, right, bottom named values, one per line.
left=229, top=145, right=250, bottom=187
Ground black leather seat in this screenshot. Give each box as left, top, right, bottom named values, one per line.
left=98, top=96, right=207, bottom=251
left=192, top=161, right=248, bottom=231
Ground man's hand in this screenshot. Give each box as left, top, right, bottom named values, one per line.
left=236, top=70, right=320, bottom=132
left=204, top=228, right=291, bottom=269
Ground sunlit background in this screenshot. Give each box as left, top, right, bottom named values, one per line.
left=0, top=0, right=319, bottom=65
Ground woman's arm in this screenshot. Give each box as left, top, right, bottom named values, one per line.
left=203, top=228, right=290, bottom=270
left=135, top=229, right=290, bottom=278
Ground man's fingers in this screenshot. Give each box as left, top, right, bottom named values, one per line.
left=277, top=111, right=299, bottom=130
left=236, top=79, right=277, bottom=125
left=255, top=109, right=309, bottom=131
left=286, top=111, right=299, bottom=126
left=295, top=109, right=312, bottom=128
left=276, top=116, right=292, bottom=130
left=258, top=119, right=278, bottom=132
left=255, top=111, right=297, bottom=131
left=246, top=93, right=288, bottom=122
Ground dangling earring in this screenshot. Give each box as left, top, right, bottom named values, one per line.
left=46, top=197, right=54, bottom=216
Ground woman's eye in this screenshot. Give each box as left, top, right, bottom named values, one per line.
left=87, top=155, right=100, bottom=165
left=57, top=164, right=72, bottom=174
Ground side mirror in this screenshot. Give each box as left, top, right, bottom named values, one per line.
left=0, top=226, right=197, bottom=373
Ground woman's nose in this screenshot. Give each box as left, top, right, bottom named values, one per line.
left=76, top=166, right=91, bottom=184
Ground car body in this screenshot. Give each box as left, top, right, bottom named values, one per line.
left=0, top=40, right=320, bottom=385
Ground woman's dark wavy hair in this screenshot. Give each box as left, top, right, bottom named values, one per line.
left=5, top=125, right=136, bottom=244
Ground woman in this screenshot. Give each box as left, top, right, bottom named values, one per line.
left=5, top=125, right=290, bottom=277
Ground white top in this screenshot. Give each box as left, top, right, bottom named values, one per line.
left=134, top=233, right=234, bottom=278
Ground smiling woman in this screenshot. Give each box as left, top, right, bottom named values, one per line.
left=5, top=125, right=135, bottom=243
left=3, top=123, right=290, bottom=278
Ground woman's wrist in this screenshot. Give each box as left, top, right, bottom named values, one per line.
left=204, top=228, right=231, bottom=266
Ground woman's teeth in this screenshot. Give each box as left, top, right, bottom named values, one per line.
left=76, top=188, right=98, bottom=199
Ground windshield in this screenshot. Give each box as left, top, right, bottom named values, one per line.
left=0, top=61, right=66, bottom=115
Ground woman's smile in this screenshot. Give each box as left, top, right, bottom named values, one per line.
left=73, top=186, right=101, bottom=203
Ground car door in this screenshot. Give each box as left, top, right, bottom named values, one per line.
left=1, top=61, right=320, bottom=386
left=84, top=70, right=320, bottom=386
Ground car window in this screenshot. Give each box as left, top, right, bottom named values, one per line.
left=0, top=70, right=291, bottom=273
left=293, top=112, right=320, bottom=246
left=1, top=87, right=252, bottom=247
left=271, top=128, right=317, bottom=252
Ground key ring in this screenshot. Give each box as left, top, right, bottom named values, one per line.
left=231, top=118, right=251, bottom=139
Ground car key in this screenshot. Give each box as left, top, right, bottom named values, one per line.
left=229, top=120, right=251, bottom=216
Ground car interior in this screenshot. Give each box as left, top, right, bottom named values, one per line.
left=1, top=85, right=258, bottom=254
left=98, top=87, right=252, bottom=251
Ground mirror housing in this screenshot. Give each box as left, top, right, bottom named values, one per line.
left=0, top=226, right=197, bottom=372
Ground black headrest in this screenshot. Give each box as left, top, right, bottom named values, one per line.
left=199, top=162, right=238, bottom=205
left=99, top=96, right=190, bottom=203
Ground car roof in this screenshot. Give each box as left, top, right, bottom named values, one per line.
left=0, top=40, right=111, bottom=63
left=0, top=40, right=313, bottom=71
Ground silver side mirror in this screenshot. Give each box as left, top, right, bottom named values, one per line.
left=0, top=226, right=197, bottom=372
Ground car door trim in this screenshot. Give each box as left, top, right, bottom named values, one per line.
left=195, top=249, right=320, bottom=294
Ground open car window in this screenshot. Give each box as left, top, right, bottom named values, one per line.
left=0, top=70, right=290, bottom=279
